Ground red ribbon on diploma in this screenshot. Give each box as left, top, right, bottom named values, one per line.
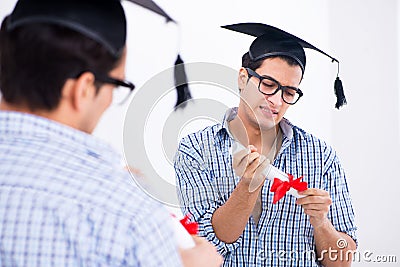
left=270, top=174, right=308, bottom=204
left=180, top=214, right=199, bottom=235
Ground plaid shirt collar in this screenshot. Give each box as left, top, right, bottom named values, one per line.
left=213, top=107, right=295, bottom=153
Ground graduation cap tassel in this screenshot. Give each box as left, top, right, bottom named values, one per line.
left=174, top=54, right=192, bottom=110
left=333, top=60, right=346, bottom=109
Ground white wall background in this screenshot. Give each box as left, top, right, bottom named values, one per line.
left=1, top=0, right=399, bottom=265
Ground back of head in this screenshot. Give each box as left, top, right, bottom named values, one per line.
left=0, top=0, right=127, bottom=111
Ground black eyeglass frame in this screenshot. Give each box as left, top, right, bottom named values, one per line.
left=245, top=68, right=303, bottom=105
left=94, top=74, right=136, bottom=105
left=72, top=71, right=136, bottom=105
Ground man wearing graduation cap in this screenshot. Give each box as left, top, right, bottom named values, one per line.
left=0, top=0, right=223, bottom=266
left=175, top=23, right=357, bottom=266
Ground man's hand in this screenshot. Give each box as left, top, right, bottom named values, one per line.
left=296, top=188, right=332, bottom=228
left=232, top=145, right=270, bottom=192
left=297, top=189, right=356, bottom=267
left=180, top=236, right=223, bottom=267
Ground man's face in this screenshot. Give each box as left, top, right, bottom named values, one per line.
left=82, top=50, right=127, bottom=133
left=238, top=57, right=303, bottom=132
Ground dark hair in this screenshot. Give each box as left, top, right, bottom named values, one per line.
left=0, top=16, right=122, bottom=111
left=241, top=52, right=302, bottom=72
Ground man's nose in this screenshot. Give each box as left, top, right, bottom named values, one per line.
left=265, top=90, right=282, bottom=106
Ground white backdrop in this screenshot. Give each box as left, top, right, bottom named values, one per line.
left=1, top=0, right=399, bottom=266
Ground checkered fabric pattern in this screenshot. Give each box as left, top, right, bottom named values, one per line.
left=175, top=108, right=357, bottom=267
left=0, top=111, right=182, bottom=267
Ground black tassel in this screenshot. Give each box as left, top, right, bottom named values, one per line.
left=174, top=54, right=192, bottom=110
left=334, top=76, right=346, bottom=109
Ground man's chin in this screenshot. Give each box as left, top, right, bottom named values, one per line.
left=255, top=117, right=278, bottom=131
left=259, top=123, right=277, bottom=132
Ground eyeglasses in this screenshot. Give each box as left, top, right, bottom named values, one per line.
left=245, top=68, right=303, bottom=105
left=95, top=75, right=136, bottom=105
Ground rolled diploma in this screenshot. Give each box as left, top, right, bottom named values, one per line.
left=170, top=215, right=196, bottom=249
left=231, top=141, right=305, bottom=199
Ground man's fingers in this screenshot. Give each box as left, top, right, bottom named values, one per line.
left=298, top=188, right=329, bottom=197
left=248, top=158, right=270, bottom=192
left=246, top=152, right=261, bottom=165
left=232, top=149, right=250, bottom=168
left=233, top=152, right=261, bottom=178
left=256, top=158, right=270, bottom=171
left=243, top=153, right=263, bottom=173
left=301, top=203, right=330, bottom=212
left=248, top=145, right=257, bottom=152
left=297, top=195, right=331, bottom=205
left=232, top=145, right=258, bottom=168
left=233, top=151, right=260, bottom=171
left=240, top=154, right=265, bottom=182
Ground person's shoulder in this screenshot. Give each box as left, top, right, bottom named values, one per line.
left=286, top=119, right=335, bottom=156
left=175, top=123, right=223, bottom=168
left=293, top=125, right=327, bottom=144
left=178, top=123, right=222, bottom=149
left=183, top=123, right=222, bottom=140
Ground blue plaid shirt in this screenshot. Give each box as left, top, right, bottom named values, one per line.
left=0, top=111, right=182, bottom=267
left=174, top=108, right=357, bottom=267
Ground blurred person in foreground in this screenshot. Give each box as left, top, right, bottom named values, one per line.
left=0, top=0, right=222, bottom=266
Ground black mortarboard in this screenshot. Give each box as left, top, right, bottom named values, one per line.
left=222, top=23, right=346, bottom=109
left=6, top=0, right=175, bottom=59
left=129, top=0, right=175, bottom=23
left=6, top=0, right=126, bottom=59
left=6, top=0, right=191, bottom=108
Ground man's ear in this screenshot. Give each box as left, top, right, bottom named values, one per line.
left=68, top=72, right=96, bottom=111
left=238, top=67, right=248, bottom=93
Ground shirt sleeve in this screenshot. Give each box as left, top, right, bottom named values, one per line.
left=324, top=149, right=358, bottom=246
left=127, top=203, right=183, bottom=267
left=174, top=137, right=242, bottom=256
